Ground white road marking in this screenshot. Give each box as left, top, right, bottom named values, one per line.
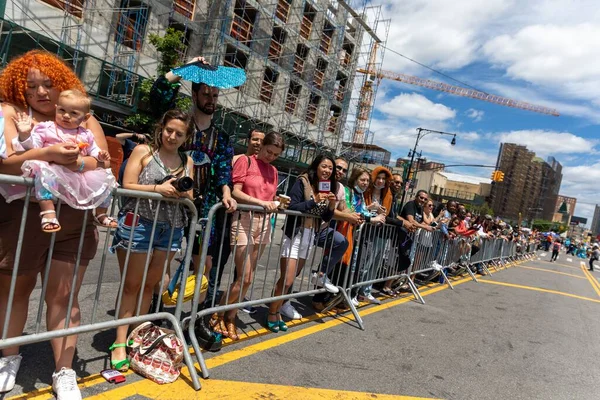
left=567, top=258, right=573, bottom=262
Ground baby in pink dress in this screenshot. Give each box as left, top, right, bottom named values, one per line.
left=8, top=90, right=116, bottom=232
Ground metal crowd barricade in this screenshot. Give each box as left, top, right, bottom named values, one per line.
left=0, top=171, right=531, bottom=392
left=0, top=174, right=203, bottom=390
left=339, top=222, right=426, bottom=306
left=184, top=203, right=365, bottom=382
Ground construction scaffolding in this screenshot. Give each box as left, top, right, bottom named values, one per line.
left=195, top=0, right=389, bottom=169
left=2, top=0, right=389, bottom=170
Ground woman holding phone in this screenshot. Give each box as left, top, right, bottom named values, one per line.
left=269, top=154, right=348, bottom=331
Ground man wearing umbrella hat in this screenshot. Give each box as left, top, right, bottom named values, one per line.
left=149, top=56, right=246, bottom=351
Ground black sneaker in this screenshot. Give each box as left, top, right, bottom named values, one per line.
left=194, top=315, right=222, bottom=352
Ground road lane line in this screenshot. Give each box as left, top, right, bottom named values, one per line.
left=85, top=378, right=440, bottom=400
left=517, top=265, right=586, bottom=280
left=580, top=262, right=600, bottom=297
left=8, top=278, right=472, bottom=400
left=479, top=279, right=600, bottom=303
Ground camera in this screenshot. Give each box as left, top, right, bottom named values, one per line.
left=155, top=175, right=194, bottom=192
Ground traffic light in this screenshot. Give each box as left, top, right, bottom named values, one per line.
left=491, top=170, right=505, bottom=182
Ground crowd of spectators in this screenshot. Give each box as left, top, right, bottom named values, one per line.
left=0, top=51, right=535, bottom=398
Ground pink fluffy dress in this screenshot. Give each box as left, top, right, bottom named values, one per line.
left=1, top=121, right=116, bottom=209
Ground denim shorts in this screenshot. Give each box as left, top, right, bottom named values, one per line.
left=110, top=213, right=184, bottom=253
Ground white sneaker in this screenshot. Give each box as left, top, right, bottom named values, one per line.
left=311, top=273, right=339, bottom=294
left=351, top=296, right=359, bottom=307
left=0, top=355, right=22, bottom=393
left=359, top=294, right=382, bottom=305
left=52, top=368, right=82, bottom=400
left=280, top=301, right=302, bottom=320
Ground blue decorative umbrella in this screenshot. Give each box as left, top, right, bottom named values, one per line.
left=171, top=61, right=246, bottom=89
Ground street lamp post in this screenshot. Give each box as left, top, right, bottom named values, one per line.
left=400, top=127, right=457, bottom=206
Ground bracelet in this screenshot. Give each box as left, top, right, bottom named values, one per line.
left=153, top=184, right=157, bottom=192
left=78, top=158, right=85, bottom=172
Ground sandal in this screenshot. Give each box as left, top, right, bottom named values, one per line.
left=108, top=342, right=130, bottom=372
left=94, top=213, right=118, bottom=228
left=40, top=211, right=61, bottom=233
left=277, top=313, right=288, bottom=332
left=225, top=321, right=239, bottom=341
left=266, top=312, right=280, bottom=333
left=381, top=287, right=397, bottom=297
left=209, top=313, right=229, bottom=338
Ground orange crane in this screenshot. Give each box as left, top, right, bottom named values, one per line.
left=353, top=44, right=559, bottom=144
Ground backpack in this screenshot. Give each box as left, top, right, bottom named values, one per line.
left=553, top=242, right=560, bottom=250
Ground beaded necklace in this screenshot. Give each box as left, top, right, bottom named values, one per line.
left=189, top=122, right=217, bottom=159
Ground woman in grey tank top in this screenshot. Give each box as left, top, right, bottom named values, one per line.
left=109, top=110, right=194, bottom=372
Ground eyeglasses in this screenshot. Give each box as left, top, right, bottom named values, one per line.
left=418, top=196, right=427, bottom=200
left=393, top=181, right=403, bottom=185
left=336, top=165, right=348, bottom=173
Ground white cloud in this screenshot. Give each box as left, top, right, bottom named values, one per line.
left=495, top=130, right=597, bottom=156
left=483, top=24, right=600, bottom=84
left=378, top=93, right=456, bottom=121
left=465, top=109, right=484, bottom=122
left=558, top=163, right=600, bottom=224
left=365, top=0, right=600, bottom=122
left=371, top=0, right=514, bottom=73
left=370, top=121, right=494, bottom=165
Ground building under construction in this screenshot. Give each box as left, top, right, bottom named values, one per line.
left=1, top=0, right=390, bottom=179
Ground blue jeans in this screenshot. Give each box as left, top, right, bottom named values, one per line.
left=111, top=213, right=184, bottom=253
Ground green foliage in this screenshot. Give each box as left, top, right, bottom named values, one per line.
left=175, top=95, right=193, bottom=112
left=148, top=28, right=187, bottom=75
left=531, top=219, right=567, bottom=233
left=125, top=29, right=189, bottom=132
left=465, top=202, right=494, bottom=217
left=124, top=112, right=153, bottom=133
left=137, top=78, right=154, bottom=104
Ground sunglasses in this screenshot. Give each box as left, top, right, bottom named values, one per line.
left=393, top=181, right=403, bottom=184
left=418, top=196, right=427, bottom=200
left=336, top=165, right=348, bottom=173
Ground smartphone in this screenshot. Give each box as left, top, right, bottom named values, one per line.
left=318, top=180, right=331, bottom=193
left=101, top=369, right=126, bottom=384
left=123, top=212, right=139, bottom=227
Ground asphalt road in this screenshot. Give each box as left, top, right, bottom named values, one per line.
left=3, top=250, right=600, bottom=399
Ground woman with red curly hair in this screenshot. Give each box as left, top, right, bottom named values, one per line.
left=0, top=50, right=108, bottom=399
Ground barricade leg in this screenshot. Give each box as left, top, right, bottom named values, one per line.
left=440, top=269, right=454, bottom=290
left=464, top=263, right=479, bottom=282
left=480, top=262, right=493, bottom=277
left=406, top=275, right=425, bottom=304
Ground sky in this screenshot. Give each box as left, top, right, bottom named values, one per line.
left=355, top=0, right=599, bottom=226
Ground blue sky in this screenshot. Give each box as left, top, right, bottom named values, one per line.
left=358, top=0, right=600, bottom=224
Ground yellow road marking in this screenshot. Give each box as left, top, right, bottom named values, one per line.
left=85, top=378, right=439, bottom=400
left=517, top=265, right=586, bottom=280
left=81, top=278, right=472, bottom=400
left=580, top=262, right=600, bottom=297
left=545, top=262, right=580, bottom=270
left=8, top=278, right=471, bottom=400
left=479, top=279, right=600, bottom=303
